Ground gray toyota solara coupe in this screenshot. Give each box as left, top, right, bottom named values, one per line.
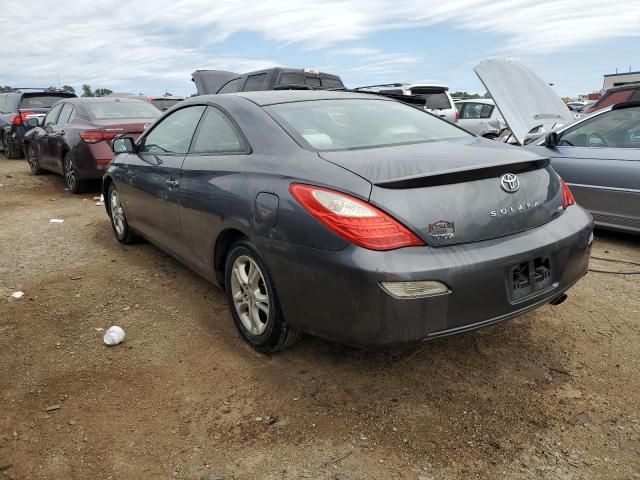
left=104, top=91, right=594, bottom=352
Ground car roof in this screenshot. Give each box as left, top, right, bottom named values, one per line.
left=67, top=97, right=150, bottom=104
left=455, top=99, right=495, bottom=105
left=226, top=90, right=389, bottom=106
left=405, top=83, right=449, bottom=89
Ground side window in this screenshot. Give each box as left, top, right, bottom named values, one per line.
left=218, top=78, right=242, bottom=94
left=141, top=105, right=206, bottom=155
left=44, top=104, right=63, bottom=126
left=190, top=107, right=246, bottom=154
left=461, top=103, right=482, bottom=119
left=244, top=73, right=267, bottom=91
left=559, top=107, right=640, bottom=148
left=630, top=90, right=640, bottom=102
left=57, top=104, right=75, bottom=124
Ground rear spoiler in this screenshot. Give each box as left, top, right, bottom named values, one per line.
left=375, top=159, right=549, bottom=189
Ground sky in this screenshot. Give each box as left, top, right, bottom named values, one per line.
left=1, top=0, right=640, bottom=98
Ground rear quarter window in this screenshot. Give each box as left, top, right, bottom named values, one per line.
left=5, top=94, right=20, bottom=112
left=321, top=77, right=344, bottom=89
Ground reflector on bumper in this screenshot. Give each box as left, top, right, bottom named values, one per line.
left=380, top=281, right=450, bottom=299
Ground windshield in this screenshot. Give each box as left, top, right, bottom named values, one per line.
left=86, top=101, right=161, bottom=120
left=267, top=99, right=469, bottom=151
left=20, top=95, right=72, bottom=109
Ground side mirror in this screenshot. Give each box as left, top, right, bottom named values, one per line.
left=544, top=131, right=560, bottom=148
left=112, top=137, right=135, bottom=154
left=25, top=117, right=41, bottom=128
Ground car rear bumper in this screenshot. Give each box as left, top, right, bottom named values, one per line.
left=75, top=142, right=112, bottom=180
left=259, top=205, right=594, bottom=347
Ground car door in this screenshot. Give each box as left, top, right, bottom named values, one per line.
left=529, top=106, right=640, bottom=231
left=458, top=102, right=484, bottom=135
left=179, top=105, right=252, bottom=274
left=36, top=103, right=64, bottom=169
left=120, top=105, right=206, bottom=258
left=49, top=103, right=75, bottom=171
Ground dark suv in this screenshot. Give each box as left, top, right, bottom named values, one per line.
left=0, top=89, right=77, bottom=158
left=192, top=67, right=344, bottom=95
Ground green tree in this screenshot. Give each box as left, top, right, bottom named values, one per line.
left=62, top=85, right=75, bottom=94
left=483, top=91, right=492, bottom=99
left=93, top=88, right=113, bottom=97
left=82, top=84, right=94, bottom=97
left=0, top=85, right=13, bottom=92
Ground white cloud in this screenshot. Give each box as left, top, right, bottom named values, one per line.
left=0, top=0, right=638, bottom=93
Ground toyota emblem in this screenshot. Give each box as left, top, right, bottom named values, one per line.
left=500, top=173, right=520, bottom=193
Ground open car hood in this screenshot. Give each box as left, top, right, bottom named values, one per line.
left=474, top=59, right=574, bottom=145
left=192, top=70, right=239, bottom=95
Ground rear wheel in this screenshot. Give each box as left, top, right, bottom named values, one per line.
left=108, top=183, right=138, bottom=244
left=225, top=240, right=301, bottom=353
left=5, top=135, right=22, bottom=159
left=25, top=144, right=43, bottom=175
left=63, top=153, right=83, bottom=193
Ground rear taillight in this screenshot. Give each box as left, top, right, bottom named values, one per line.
left=560, top=178, right=575, bottom=209
left=455, top=110, right=460, bottom=122
left=80, top=131, right=118, bottom=144
left=289, top=184, right=425, bottom=251
left=10, top=115, right=22, bottom=126
left=20, top=111, right=37, bottom=122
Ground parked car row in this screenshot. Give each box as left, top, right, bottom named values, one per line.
left=3, top=59, right=637, bottom=354
left=23, top=97, right=160, bottom=192
left=0, top=88, right=76, bottom=158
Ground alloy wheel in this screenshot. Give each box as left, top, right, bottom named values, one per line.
left=230, top=255, right=270, bottom=336
left=26, top=145, right=39, bottom=173
left=110, top=189, right=126, bottom=237
left=64, top=155, right=77, bottom=191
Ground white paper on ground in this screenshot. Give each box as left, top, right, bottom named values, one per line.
left=11, top=291, right=24, bottom=299
left=50, top=219, right=64, bottom=224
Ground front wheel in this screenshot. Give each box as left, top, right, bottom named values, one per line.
left=63, top=153, right=84, bottom=193
left=225, top=240, right=301, bottom=353
left=25, top=144, right=43, bottom=175
left=108, top=183, right=139, bottom=244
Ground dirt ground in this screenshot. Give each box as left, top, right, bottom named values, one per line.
left=1, top=155, right=639, bottom=480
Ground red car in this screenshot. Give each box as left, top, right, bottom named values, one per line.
left=23, top=97, right=160, bottom=192
left=584, top=83, right=640, bottom=114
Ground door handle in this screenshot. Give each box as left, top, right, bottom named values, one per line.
left=166, top=179, right=180, bottom=188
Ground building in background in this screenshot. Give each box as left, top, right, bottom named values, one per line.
left=603, top=70, right=640, bottom=89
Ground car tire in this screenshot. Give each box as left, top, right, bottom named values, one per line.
left=107, top=183, right=139, bottom=244
left=224, top=240, right=301, bottom=353
left=5, top=136, right=22, bottom=159
left=25, top=144, right=43, bottom=175
left=63, top=153, right=84, bottom=193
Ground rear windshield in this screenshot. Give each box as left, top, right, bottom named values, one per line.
left=267, top=99, right=469, bottom=151
left=150, top=98, right=182, bottom=111
left=86, top=101, right=161, bottom=120
left=20, top=95, right=73, bottom=109
left=277, top=74, right=344, bottom=89
left=409, top=88, right=451, bottom=109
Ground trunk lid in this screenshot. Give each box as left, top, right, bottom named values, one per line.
left=92, top=119, right=153, bottom=138
left=319, top=139, right=565, bottom=245
left=192, top=70, right=240, bottom=95
left=474, top=59, right=575, bottom=145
